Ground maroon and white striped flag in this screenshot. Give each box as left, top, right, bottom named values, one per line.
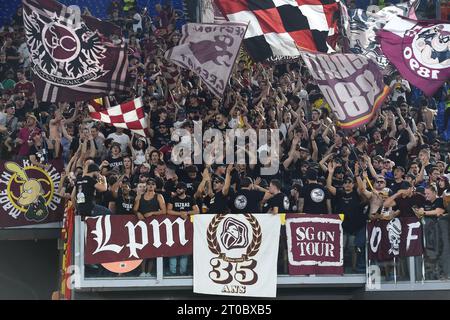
left=23, top=0, right=129, bottom=102
left=88, top=97, right=149, bottom=137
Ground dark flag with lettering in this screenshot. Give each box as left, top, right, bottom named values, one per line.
left=367, top=217, right=423, bottom=261
left=23, top=0, right=129, bottom=102
left=165, top=22, right=247, bottom=98
left=300, top=51, right=389, bottom=129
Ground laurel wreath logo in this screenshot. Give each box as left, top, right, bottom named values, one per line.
left=207, top=214, right=262, bottom=263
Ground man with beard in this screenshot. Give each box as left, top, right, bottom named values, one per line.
left=167, top=182, right=199, bottom=276
left=356, top=173, right=393, bottom=221
left=110, top=178, right=136, bottom=215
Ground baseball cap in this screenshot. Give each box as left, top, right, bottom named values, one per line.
left=343, top=175, right=355, bottom=183
left=26, top=113, right=37, bottom=121
left=185, top=165, right=198, bottom=173
left=176, top=182, right=187, bottom=190
left=87, top=163, right=100, bottom=173
left=305, top=168, right=318, bottom=181
left=111, top=142, right=121, bottom=149
left=399, top=181, right=412, bottom=190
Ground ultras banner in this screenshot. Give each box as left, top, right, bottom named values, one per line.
left=194, top=214, right=280, bottom=298
left=367, top=217, right=423, bottom=261
left=0, top=159, right=64, bottom=228
left=84, top=215, right=193, bottom=264
left=286, top=214, right=343, bottom=275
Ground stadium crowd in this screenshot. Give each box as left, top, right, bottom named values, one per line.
left=0, top=0, right=449, bottom=279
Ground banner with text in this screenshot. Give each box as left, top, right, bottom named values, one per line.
left=194, top=214, right=280, bottom=298
left=0, top=160, right=64, bottom=228
left=286, top=214, right=343, bottom=275
left=84, top=215, right=193, bottom=264
left=367, top=217, right=423, bottom=261
left=300, top=51, right=389, bottom=129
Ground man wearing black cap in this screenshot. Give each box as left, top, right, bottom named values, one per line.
left=231, top=177, right=268, bottom=213
left=205, top=164, right=233, bottom=214
left=180, top=165, right=201, bottom=197
left=383, top=181, right=426, bottom=218
left=299, top=168, right=331, bottom=214
left=385, top=120, right=416, bottom=168
left=327, top=162, right=367, bottom=272
left=72, top=162, right=110, bottom=216
left=167, top=181, right=199, bottom=276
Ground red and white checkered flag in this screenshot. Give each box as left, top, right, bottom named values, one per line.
left=88, top=97, right=149, bottom=137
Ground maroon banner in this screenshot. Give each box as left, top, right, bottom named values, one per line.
left=0, top=159, right=64, bottom=228
left=367, top=217, right=423, bottom=261
left=23, top=0, right=129, bottom=102
left=84, top=215, right=193, bottom=264
left=286, top=214, right=343, bottom=275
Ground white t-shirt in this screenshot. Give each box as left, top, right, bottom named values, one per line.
left=133, top=13, right=142, bottom=33
left=390, top=79, right=410, bottom=102
left=107, top=132, right=130, bottom=154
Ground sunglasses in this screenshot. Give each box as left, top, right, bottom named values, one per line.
left=376, top=180, right=386, bottom=184
left=213, top=180, right=223, bottom=184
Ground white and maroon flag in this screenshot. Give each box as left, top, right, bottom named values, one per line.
left=165, top=22, right=247, bottom=98
left=300, top=51, right=389, bottom=129
left=194, top=214, right=280, bottom=298
left=378, top=16, right=450, bottom=97
left=214, top=0, right=340, bottom=62
left=88, top=97, right=149, bottom=137
left=286, top=215, right=343, bottom=275
left=23, top=0, right=129, bottom=102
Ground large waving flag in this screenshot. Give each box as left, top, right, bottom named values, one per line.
left=88, top=97, right=149, bottom=137
left=300, top=51, right=389, bottom=129
left=23, top=0, right=129, bottom=102
left=378, top=17, right=450, bottom=97
left=165, top=22, right=247, bottom=98
left=214, top=0, right=340, bottom=62
left=342, top=1, right=417, bottom=70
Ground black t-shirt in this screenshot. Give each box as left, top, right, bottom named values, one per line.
left=75, top=175, right=97, bottom=216
left=388, top=145, right=408, bottom=168
left=262, top=192, right=290, bottom=213
left=388, top=180, right=404, bottom=195
left=29, top=144, right=49, bottom=163
left=115, top=190, right=136, bottom=215
left=231, top=189, right=265, bottom=213
left=207, top=190, right=234, bottom=214
left=335, top=188, right=366, bottom=233
left=107, top=156, right=124, bottom=171
left=170, top=195, right=196, bottom=212
left=423, top=198, right=445, bottom=220
left=396, top=193, right=426, bottom=217
left=300, top=183, right=330, bottom=214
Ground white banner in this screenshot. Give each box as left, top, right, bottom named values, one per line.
left=194, top=214, right=280, bottom=297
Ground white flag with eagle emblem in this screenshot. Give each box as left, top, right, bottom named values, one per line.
left=164, top=22, right=247, bottom=98
left=194, top=214, right=280, bottom=297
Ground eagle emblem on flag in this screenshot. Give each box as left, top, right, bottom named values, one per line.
left=24, top=10, right=107, bottom=87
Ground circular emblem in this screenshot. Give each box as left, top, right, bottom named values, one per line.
left=234, top=195, right=248, bottom=210
left=283, top=196, right=290, bottom=210
left=411, top=24, right=450, bottom=70
left=42, top=23, right=81, bottom=63
left=310, top=188, right=325, bottom=203
left=207, top=214, right=261, bottom=263
left=5, top=162, right=55, bottom=222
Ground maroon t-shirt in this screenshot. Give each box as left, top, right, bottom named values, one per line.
left=396, top=193, right=426, bottom=217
